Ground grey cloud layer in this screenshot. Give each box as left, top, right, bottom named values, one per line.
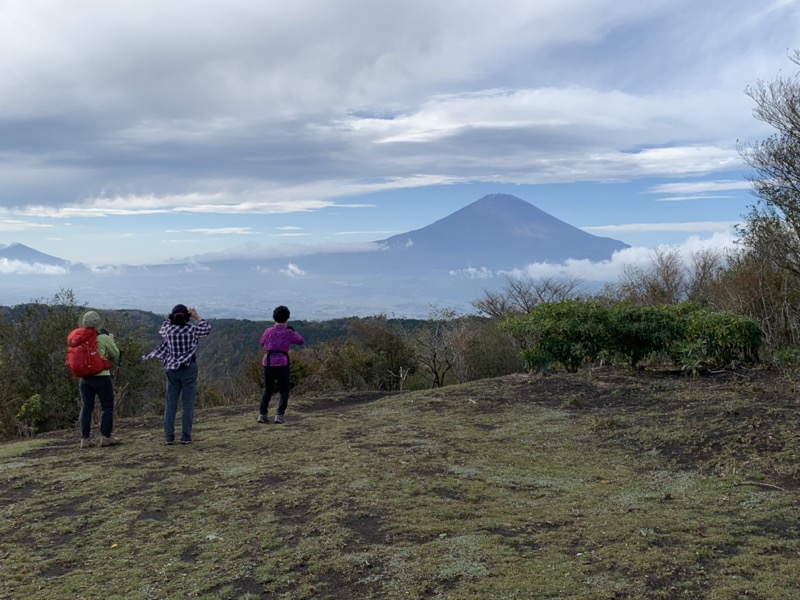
left=0, top=0, right=796, bottom=214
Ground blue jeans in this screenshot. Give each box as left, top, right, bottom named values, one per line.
left=164, top=362, right=198, bottom=438
left=79, top=375, right=114, bottom=438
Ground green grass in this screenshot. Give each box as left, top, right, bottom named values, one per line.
left=0, top=438, right=48, bottom=461
left=1, top=368, right=799, bottom=599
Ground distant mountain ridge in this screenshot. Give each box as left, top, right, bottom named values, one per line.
left=0, top=194, right=630, bottom=318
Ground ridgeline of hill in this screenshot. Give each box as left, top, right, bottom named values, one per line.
left=2, top=368, right=800, bottom=598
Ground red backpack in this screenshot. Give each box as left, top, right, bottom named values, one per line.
left=66, top=328, right=111, bottom=378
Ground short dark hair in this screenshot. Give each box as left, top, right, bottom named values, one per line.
left=273, top=305, right=290, bottom=323
left=170, top=304, right=190, bottom=325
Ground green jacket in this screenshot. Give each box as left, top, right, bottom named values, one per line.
left=96, top=333, right=120, bottom=376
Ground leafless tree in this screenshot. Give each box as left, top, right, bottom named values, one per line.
left=442, top=316, right=480, bottom=384
left=614, top=248, right=686, bottom=305
left=608, top=248, right=729, bottom=307
left=413, top=318, right=453, bottom=388
left=472, top=275, right=584, bottom=318
left=686, top=248, right=725, bottom=305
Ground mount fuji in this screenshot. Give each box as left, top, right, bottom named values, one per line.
left=1, top=194, right=629, bottom=318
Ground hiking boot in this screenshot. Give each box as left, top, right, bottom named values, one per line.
left=180, top=434, right=192, bottom=444
left=100, top=436, right=120, bottom=447
left=257, top=414, right=269, bottom=424
left=79, top=438, right=93, bottom=449
left=274, top=414, right=285, bottom=424
left=165, top=435, right=175, bottom=445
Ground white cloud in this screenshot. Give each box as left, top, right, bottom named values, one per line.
left=449, top=266, right=495, bottom=279
left=89, top=265, right=122, bottom=275
left=584, top=221, right=738, bottom=233
left=446, top=231, right=739, bottom=284
left=192, top=240, right=382, bottom=261
left=182, top=227, right=256, bottom=235
left=17, top=195, right=338, bottom=218
left=0, top=219, right=53, bottom=231
left=335, top=230, right=400, bottom=236
left=0, top=259, right=68, bottom=275
left=654, top=195, right=736, bottom=202
left=504, top=231, right=739, bottom=282
left=281, top=263, right=306, bottom=278
left=183, top=261, right=210, bottom=273
left=648, top=180, right=754, bottom=194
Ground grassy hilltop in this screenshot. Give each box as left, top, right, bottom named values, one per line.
left=1, top=368, right=799, bottom=599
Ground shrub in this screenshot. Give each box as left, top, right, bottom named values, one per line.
left=0, top=290, right=85, bottom=435
left=502, top=300, right=761, bottom=375
left=774, top=346, right=800, bottom=392
left=607, top=304, right=686, bottom=367
left=682, top=309, right=761, bottom=367
left=502, top=301, right=611, bottom=372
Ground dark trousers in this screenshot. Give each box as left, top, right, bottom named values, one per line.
left=79, top=375, right=115, bottom=438
left=259, top=364, right=290, bottom=416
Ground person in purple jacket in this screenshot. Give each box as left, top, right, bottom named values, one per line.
left=258, top=305, right=304, bottom=424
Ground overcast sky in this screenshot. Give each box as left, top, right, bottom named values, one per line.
left=1, top=0, right=799, bottom=268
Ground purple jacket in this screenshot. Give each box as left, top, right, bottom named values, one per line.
left=260, top=324, right=304, bottom=366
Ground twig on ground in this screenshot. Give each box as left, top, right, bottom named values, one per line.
left=738, top=480, right=785, bottom=491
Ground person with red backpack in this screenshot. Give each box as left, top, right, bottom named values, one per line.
left=71, top=310, right=120, bottom=448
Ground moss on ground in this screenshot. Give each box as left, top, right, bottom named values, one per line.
left=1, top=368, right=799, bottom=599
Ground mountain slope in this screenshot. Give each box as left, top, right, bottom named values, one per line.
left=0, top=242, right=71, bottom=266
left=376, top=193, right=629, bottom=269
left=245, top=193, right=629, bottom=276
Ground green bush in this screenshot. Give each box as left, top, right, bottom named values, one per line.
left=607, top=304, right=686, bottom=367
left=774, top=345, right=800, bottom=391
left=0, top=290, right=84, bottom=435
left=673, top=339, right=708, bottom=379
left=502, top=301, right=612, bottom=372
left=682, top=309, right=761, bottom=367
left=502, top=300, right=761, bottom=374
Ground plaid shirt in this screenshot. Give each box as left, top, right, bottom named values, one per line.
left=143, top=319, right=211, bottom=370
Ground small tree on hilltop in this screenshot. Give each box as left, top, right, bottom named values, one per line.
left=350, top=316, right=417, bottom=391
left=740, top=49, right=800, bottom=279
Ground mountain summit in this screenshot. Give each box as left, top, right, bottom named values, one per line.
left=377, top=194, right=628, bottom=270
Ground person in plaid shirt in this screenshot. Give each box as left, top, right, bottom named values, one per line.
left=143, top=304, right=211, bottom=445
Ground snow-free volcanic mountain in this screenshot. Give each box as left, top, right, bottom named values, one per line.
left=0, top=242, right=71, bottom=267
left=0, top=194, right=630, bottom=318
left=284, top=193, right=629, bottom=275
left=376, top=193, right=629, bottom=270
